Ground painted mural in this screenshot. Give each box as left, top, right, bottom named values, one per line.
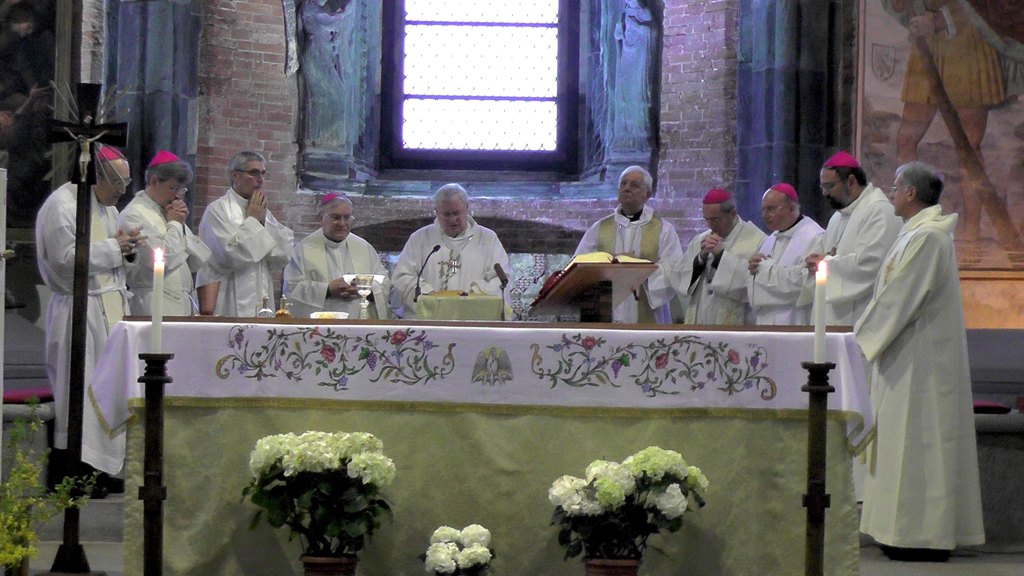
left=858, top=0, right=1024, bottom=270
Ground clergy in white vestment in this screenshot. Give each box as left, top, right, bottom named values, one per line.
left=670, top=188, right=765, bottom=325
left=196, top=150, right=294, bottom=317
left=802, top=151, right=901, bottom=326
left=119, top=150, right=211, bottom=316
left=574, top=165, right=684, bottom=323
left=854, top=161, right=984, bottom=560
left=746, top=183, right=824, bottom=325
left=392, top=183, right=510, bottom=319
left=35, top=145, right=142, bottom=464
left=284, top=194, right=391, bottom=319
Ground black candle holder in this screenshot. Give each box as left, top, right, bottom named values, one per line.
left=801, top=361, right=835, bottom=576
left=138, top=352, right=174, bottom=576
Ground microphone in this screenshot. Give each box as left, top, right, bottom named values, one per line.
left=493, top=263, right=509, bottom=290
left=414, top=244, right=442, bottom=302
left=494, top=263, right=509, bottom=321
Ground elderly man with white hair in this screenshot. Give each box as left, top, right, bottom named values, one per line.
left=392, top=183, right=510, bottom=319
left=574, top=165, right=684, bottom=323
left=746, top=183, right=824, bottom=325
left=283, top=193, right=391, bottom=319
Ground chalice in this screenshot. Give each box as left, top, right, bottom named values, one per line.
left=351, top=274, right=380, bottom=319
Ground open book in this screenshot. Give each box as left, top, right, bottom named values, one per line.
left=567, top=252, right=651, bottom=266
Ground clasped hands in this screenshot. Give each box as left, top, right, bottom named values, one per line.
left=116, top=227, right=146, bottom=256
left=700, top=233, right=724, bottom=262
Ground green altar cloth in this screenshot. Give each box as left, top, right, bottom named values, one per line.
left=123, top=399, right=858, bottom=575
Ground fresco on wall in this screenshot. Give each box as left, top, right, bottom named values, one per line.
left=858, top=0, right=1024, bottom=270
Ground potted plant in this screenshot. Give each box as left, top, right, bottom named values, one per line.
left=242, top=431, right=395, bottom=576
left=1, top=412, right=94, bottom=576
left=422, top=524, right=494, bottom=575
left=548, top=446, right=707, bottom=576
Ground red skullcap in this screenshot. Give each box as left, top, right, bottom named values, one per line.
left=769, top=182, right=799, bottom=202
left=96, top=145, right=125, bottom=162
left=823, top=151, right=860, bottom=169
left=148, top=150, right=182, bottom=168
left=320, top=192, right=345, bottom=205
left=702, top=188, right=731, bottom=204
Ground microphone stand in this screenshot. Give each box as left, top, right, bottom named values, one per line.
left=415, top=244, right=441, bottom=303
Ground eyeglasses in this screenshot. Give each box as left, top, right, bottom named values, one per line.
left=234, top=168, right=267, bottom=178
left=97, top=161, right=131, bottom=191
left=170, top=185, right=189, bottom=195
left=819, top=181, right=840, bottom=192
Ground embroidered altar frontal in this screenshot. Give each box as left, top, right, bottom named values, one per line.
left=92, top=319, right=871, bottom=448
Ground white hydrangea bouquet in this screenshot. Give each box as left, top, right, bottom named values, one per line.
left=242, top=431, right=395, bottom=558
left=422, top=524, right=494, bottom=575
left=549, top=446, right=708, bottom=561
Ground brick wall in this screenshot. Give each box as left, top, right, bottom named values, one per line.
left=194, top=0, right=299, bottom=223
left=193, top=0, right=739, bottom=254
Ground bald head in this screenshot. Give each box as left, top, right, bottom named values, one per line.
left=761, top=188, right=800, bottom=232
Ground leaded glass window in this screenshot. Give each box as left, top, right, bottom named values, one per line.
left=382, top=0, right=579, bottom=172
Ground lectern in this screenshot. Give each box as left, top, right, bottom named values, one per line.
left=530, top=262, right=657, bottom=322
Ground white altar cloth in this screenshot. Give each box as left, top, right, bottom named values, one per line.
left=86, top=319, right=870, bottom=474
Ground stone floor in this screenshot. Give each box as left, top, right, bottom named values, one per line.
left=27, top=495, right=1024, bottom=576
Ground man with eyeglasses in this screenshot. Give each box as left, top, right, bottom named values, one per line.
left=35, top=144, right=143, bottom=484
left=746, top=183, right=824, bottom=325
left=573, top=165, right=684, bottom=324
left=196, top=150, right=294, bottom=316
left=801, top=151, right=901, bottom=326
left=392, top=183, right=510, bottom=319
left=854, top=161, right=984, bottom=561
left=670, top=188, right=765, bottom=325
left=283, top=193, right=391, bottom=319
left=119, top=150, right=211, bottom=316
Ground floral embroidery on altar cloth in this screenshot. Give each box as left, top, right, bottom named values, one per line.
left=529, top=333, right=776, bottom=400
left=215, top=325, right=455, bottom=388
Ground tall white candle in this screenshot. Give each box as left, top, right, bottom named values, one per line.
left=813, top=259, right=828, bottom=362
left=152, top=247, right=165, bottom=353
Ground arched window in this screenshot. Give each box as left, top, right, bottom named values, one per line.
left=381, top=0, right=580, bottom=173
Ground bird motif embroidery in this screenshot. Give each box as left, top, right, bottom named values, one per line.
left=472, top=346, right=513, bottom=386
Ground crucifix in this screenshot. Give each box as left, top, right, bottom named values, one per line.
left=438, top=253, right=461, bottom=291
left=42, top=82, right=127, bottom=575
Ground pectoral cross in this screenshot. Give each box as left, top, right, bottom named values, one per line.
left=44, top=82, right=128, bottom=575
left=439, top=255, right=461, bottom=290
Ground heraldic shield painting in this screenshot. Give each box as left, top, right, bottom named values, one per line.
left=858, top=0, right=1024, bottom=271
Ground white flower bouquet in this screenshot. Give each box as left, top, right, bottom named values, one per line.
left=422, top=524, right=494, bottom=575
left=242, top=431, right=395, bottom=558
left=549, top=446, right=707, bottom=560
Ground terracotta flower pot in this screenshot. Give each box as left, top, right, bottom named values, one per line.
left=584, top=558, right=641, bottom=576
left=301, top=555, right=358, bottom=575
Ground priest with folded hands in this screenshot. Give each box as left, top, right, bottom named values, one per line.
left=283, top=193, right=391, bottom=319
left=670, top=188, right=765, bottom=325
left=392, top=183, right=510, bottom=319
left=574, top=165, right=683, bottom=323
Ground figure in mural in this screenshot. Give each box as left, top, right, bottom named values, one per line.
left=883, top=0, right=1024, bottom=249
left=297, top=0, right=357, bottom=155
left=611, top=0, right=656, bottom=153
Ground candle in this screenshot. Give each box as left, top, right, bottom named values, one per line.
left=152, top=247, right=165, bottom=353
left=813, top=258, right=828, bottom=363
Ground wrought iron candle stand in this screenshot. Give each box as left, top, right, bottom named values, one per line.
left=801, top=361, right=835, bottom=576
left=138, top=353, right=173, bottom=576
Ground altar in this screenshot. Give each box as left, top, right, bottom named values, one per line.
left=89, top=319, right=868, bottom=576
